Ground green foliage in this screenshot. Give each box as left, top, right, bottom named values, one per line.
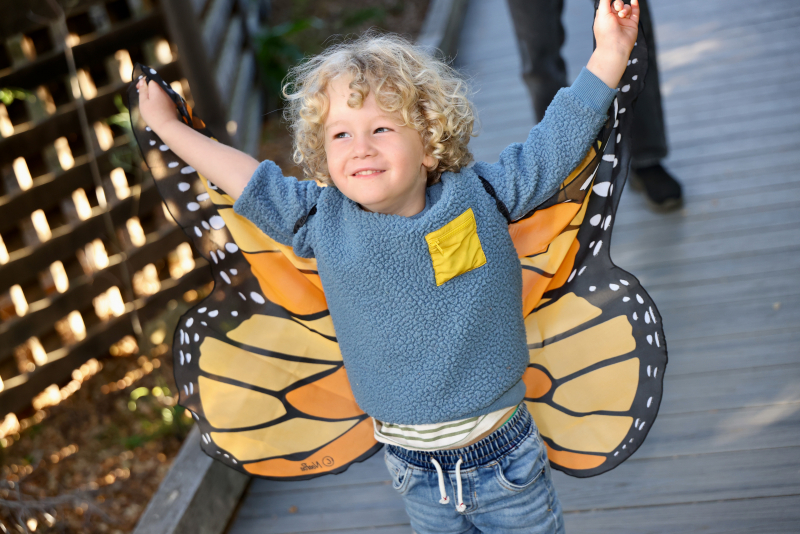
left=254, top=2, right=404, bottom=105
left=106, top=94, right=140, bottom=172
left=255, top=17, right=324, bottom=97
left=0, top=87, right=31, bottom=105
left=123, top=382, right=191, bottom=449
left=338, top=7, right=387, bottom=30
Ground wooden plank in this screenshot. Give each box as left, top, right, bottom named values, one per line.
left=229, top=507, right=410, bottom=534
left=214, top=16, right=244, bottom=104
left=313, top=527, right=411, bottom=534
left=236, top=482, right=402, bottom=519
left=0, top=61, right=181, bottom=166
left=552, top=446, right=800, bottom=511
left=659, top=363, right=800, bottom=415
left=663, top=78, right=800, bottom=121
left=668, top=106, right=800, bottom=150
left=159, top=0, right=232, bottom=147
left=613, top=201, right=800, bottom=246
left=0, top=179, right=163, bottom=294
left=630, top=247, right=800, bottom=289
left=662, top=57, right=800, bottom=102
left=563, top=495, right=800, bottom=534
left=634, top=402, right=800, bottom=459
left=615, top=181, right=800, bottom=225
left=664, top=335, right=798, bottom=377
left=0, top=137, right=127, bottom=234
left=227, top=50, right=255, bottom=147
left=0, top=11, right=165, bottom=89
left=643, top=270, right=798, bottom=315
left=247, top=453, right=391, bottom=495
left=201, top=0, right=236, bottom=61
left=0, top=224, right=188, bottom=358
left=0, top=262, right=212, bottom=415
left=612, top=226, right=800, bottom=270
left=660, top=293, right=800, bottom=345
left=667, top=88, right=800, bottom=128
left=661, top=146, right=800, bottom=183
left=241, top=91, right=262, bottom=158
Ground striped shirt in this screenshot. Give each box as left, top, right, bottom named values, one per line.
left=373, top=405, right=518, bottom=451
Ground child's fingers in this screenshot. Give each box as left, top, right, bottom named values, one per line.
left=630, top=0, right=640, bottom=21
left=597, top=0, right=612, bottom=16
left=137, top=78, right=149, bottom=99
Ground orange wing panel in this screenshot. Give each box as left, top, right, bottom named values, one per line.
left=545, top=444, right=606, bottom=471
left=243, top=252, right=328, bottom=316
left=286, top=367, right=365, bottom=419
left=523, top=368, right=552, bottom=399
left=510, top=203, right=580, bottom=258
left=243, top=418, right=376, bottom=478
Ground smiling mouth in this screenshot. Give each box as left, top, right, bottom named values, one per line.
left=351, top=170, right=385, bottom=177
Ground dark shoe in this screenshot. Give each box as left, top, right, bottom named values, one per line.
left=630, top=164, right=684, bottom=212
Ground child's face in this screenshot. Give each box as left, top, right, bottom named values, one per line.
left=323, top=76, right=437, bottom=217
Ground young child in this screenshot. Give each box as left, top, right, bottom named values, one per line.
left=138, top=1, right=640, bottom=532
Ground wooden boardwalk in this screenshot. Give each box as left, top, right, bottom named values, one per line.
left=227, top=0, right=800, bottom=531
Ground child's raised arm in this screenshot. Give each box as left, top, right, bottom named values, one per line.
left=136, top=78, right=258, bottom=201
left=586, top=0, right=640, bottom=90
left=472, top=0, right=639, bottom=219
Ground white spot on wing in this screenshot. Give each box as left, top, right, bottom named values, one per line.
left=209, top=215, right=226, bottom=229
left=593, top=182, right=611, bottom=197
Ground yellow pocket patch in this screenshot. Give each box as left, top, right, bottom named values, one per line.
left=425, top=208, right=487, bottom=286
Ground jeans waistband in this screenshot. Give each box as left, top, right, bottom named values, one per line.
left=387, top=402, right=533, bottom=471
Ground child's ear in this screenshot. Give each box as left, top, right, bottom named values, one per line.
left=423, top=153, right=438, bottom=171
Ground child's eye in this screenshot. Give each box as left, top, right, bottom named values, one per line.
left=374, top=127, right=391, bottom=133
left=334, top=132, right=350, bottom=139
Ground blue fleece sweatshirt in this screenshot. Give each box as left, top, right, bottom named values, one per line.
left=234, top=68, right=615, bottom=425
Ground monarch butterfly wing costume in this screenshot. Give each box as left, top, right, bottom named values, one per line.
left=510, top=28, right=667, bottom=477
left=128, top=24, right=665, bottom=481
left=128, top=64, right=380, bottom=481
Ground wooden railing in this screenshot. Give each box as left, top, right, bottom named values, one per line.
left=0, top=0, right=268, bottom=418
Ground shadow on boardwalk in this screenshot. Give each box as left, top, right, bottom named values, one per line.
left=227, top=0, right=800, bottom=532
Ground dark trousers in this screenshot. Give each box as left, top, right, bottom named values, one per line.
left=506, top=0, right=668, bottom=168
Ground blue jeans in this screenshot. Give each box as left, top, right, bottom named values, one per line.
left=384, top=404, right=565, bottom=534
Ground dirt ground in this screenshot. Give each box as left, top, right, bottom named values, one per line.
left=0, top=1, right=429, bottom=532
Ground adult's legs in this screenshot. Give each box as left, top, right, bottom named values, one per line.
left=506, top=0, right=681, bottom=209
left=506, top=0, right=568, bottom=122
left=627, top=0, right=668, bottom=168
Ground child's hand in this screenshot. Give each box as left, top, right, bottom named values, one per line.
left=136, top=78, right=179, bottom=133
left=594, top=0, right=639, bottom=56
left=586, top=0, right=639, bottom=90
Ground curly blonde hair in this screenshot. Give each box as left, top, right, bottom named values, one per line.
left=282, top=31, right=476, bottom=186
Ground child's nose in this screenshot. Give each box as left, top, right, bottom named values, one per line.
left=352, top=135, right=376, bottom=157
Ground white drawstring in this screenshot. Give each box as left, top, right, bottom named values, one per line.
left=430, top=457, right=467, bottom=512
left=455, top=458, right=466, bottom=512
left=430, top=457, right=449, bottom=504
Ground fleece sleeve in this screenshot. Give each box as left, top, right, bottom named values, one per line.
left=232, top=159, right=323, bottom=253
left=472, top=68, right=616, bottom=221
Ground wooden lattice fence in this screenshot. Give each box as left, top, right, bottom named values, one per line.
left=0, top=0, right=268, bottom=422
